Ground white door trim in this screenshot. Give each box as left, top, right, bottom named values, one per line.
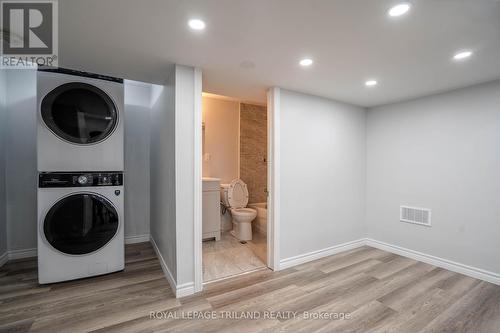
left=194, top=85, right=281, bottom=292
left=267, top=87, right=280, bottom=271
left=193, top=67, right=203, bottom=293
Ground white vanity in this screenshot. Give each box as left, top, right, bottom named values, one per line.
left=202, top=177, right=221, bottom=241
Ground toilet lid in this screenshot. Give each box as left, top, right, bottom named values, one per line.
left=227, top=179, right=249, bottom=208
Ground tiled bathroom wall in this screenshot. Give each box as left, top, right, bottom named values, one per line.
left=240, top=103, right=267, bottom=204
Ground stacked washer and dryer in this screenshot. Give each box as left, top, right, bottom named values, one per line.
left=36, top=68, right=125, bottom=284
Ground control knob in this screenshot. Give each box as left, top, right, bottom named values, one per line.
left=77, top=175, right=88, bottom=185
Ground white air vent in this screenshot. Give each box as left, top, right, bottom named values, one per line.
left=400, top=206, right=431, bottom=226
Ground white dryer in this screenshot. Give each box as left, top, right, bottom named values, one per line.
left=37, top=68, right=124, bottom=171
left=37, top=171, right=124, bottom=284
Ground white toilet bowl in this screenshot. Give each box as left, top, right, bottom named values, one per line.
left=220, top=179, right=257, bottom=241
left=230, top=208, right=257, bottom=241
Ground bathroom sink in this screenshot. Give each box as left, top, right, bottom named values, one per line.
left=202, top=177, right=221, bottom=182
left=202, top=178, right=220, bottom=191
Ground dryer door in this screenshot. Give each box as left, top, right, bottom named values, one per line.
left=41, top=82, right=118, bottom=144
left=43, top=193, right=119, bottom=255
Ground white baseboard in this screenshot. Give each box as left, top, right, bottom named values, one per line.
left=278, top=237, right=500, bottom=287
left=1, top=235, right=149, bottom=263
left=149, top=236, right=194, bottom=298
left=125, top=234, right=150, bottom=244
left=8, top=248, right=37, bottom=260
left=2, top=235, right=149, bottom=262
left=0, top=251, right=8, bottom=267
left=365, top=238, right=500, bottom=286
left=176, top=282, right=195, bottom=298
left=149, top=236, right=176, bottom=293
left=279, top=238, right=366, bottom=270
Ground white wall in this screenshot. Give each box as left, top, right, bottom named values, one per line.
left=202, top=96, right=239, bottom=184
left=279, top=89, right=367, bottom=260
left=174, top=65, right=199, bottom=286
left=149, top=65, right=202, bottom=292
left=150, top=73, right=177, bottom=280
left=0, top=69, right=7, bottom=259
left=366, top=80, right=500, bottom=275
left=124, top=80, right=151, bottom=240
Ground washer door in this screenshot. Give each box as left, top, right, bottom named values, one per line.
left=41, top=82, right=118, bottom=144
left=44, top=193, right=119, bottom=255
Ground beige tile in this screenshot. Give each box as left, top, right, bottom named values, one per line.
left=203, top=232, right=267, bottom=282
left=240, top=103, right=267, bottom=204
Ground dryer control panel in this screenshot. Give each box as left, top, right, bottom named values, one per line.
left=39, top=172, right=123, bottom=188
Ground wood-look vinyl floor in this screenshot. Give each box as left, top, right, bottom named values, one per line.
left=1, top=242, right=499, bottom=332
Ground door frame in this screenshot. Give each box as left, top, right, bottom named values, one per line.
left=266, top=87, right=280, bottom=270
left=193, top=68, right=203, bottom=293
left=193, top=86, right=281, bottom=292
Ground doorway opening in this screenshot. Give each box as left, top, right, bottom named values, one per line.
left=200, top=92, right=269, bottom=283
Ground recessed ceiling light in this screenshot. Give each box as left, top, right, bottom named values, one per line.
left=388, top=3, right=411, bottom=17
left=188, top=19, right=206, bottom=31
left=299, top=58, right=313, bottom=67
left=453, top=50, right=473, bottom=61
left=365, top=80, right=378, bottom=87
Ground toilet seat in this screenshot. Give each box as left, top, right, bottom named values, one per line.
left=230, top=207, right=256, bottom=216
left=227, top=179, right=249, bottom=208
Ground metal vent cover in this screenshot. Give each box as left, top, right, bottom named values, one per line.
left=400, top=206, right=431, bottom=226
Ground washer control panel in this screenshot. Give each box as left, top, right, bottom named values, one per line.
left=39, top=172, right=123, bottom=188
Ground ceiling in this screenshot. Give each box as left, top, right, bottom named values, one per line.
left=59, top=0, right=500, bottom=107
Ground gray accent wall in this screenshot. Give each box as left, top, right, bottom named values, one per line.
left=5, top=69, right=38, bottom=252
left=279, top=89, right=367, bottom=260
left=124, top=81, right=151, bottom=239
left=2, top=72, right=153, bottom=254
left=0, top=69, right=7, bottom=257
left=366, top=80, right=500, bottom=275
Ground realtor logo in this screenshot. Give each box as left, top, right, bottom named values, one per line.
left=1, top=0, right=58, bottom=67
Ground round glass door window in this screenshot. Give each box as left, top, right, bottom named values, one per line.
left=44, top=193, right=119, bottom=255
left=41, top=82, right=118, bottom=144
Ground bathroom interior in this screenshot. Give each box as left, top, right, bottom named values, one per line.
left=201, top=93, right=268, bottom=282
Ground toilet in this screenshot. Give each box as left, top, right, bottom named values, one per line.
left=220, top=179, right=257, bottom=241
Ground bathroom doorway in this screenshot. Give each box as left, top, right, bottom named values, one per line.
left=200, top=93, right=270, bottom=283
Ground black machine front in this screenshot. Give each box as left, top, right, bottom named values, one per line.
left=41, top=82, right=119, bottom=145
left=44, top=193, right=119, bottom=255
left=39, top=172, right=123, bottom=188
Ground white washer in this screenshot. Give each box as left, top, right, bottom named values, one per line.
left=37, top=171, right=124, bottom=284
left=37, top=68, right=124, bottom=172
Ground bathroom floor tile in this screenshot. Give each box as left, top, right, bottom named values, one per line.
left=247, top=231, right=267, bottom=264
left=202, top=232, right=267, bottom=282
